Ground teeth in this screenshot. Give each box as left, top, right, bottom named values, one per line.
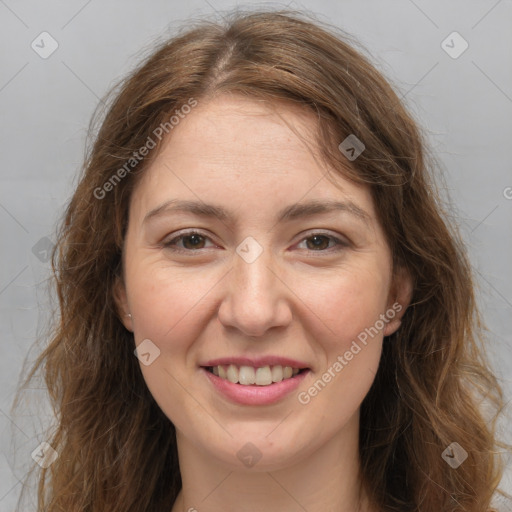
left=239, top=366, right=255, bottom=385
left=271, top=365, right=283, bottom=382
left=226, top=364, right=238, bottom=384
left=209, top=364, right=303, bottom=386
left=255, top=366, right=272, bottom=385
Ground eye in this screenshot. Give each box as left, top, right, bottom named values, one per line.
left=296, top=232, right=348, bottom=252
left=163, top=231, right=215, bottom=253
left=163, top=230, right=348, bottom=254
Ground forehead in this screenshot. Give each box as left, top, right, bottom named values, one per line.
left=159, top=95, right=323, bottom=171
left=130, top=94, right=377, bottom=223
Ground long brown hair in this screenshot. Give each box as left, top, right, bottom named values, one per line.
left=13, top=8, right=510, bottom=511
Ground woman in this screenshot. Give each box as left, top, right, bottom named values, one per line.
left=14, top=8, right=510, bottom=512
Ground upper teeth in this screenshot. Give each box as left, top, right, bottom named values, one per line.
left=211, top=364, right=301, bottom=385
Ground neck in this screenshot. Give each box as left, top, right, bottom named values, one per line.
left=171, top=412, right=375, bottom=512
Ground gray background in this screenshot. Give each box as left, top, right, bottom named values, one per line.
left=1, top=0, right=511, bottom=508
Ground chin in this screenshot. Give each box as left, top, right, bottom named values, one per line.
left=193, top=425, right=318, bottom=473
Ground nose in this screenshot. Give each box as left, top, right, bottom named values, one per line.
left=216, top=243, right=293, bottom=338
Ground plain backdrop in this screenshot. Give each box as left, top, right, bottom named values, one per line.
left=0, top=0, right=511, bottom=509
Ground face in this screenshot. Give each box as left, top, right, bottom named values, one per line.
left=115, top=94, right=411, bottom=472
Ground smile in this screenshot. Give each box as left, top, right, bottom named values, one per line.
left=204, top=364, right=307, bottom=386
left=201, top=365, right=310, bottom=405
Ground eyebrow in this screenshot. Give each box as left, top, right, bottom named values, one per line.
left=143, top=198, right=371, bottom=226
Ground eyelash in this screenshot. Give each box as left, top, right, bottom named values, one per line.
left=162, top=230, right=348, bottom=254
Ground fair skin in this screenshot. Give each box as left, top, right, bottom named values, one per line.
left=114, top=94, right=412, bottom=512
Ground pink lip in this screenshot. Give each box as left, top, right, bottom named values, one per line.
left=200, top=356, right=310, bottom=369
left=201, top=367, right=311, bottom=406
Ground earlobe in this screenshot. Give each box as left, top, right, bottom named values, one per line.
left=113, top=276, right=134, bottom=332
left=383, top=265, right=413, bottom=337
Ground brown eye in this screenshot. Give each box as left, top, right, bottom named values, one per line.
left=163, top=231, right=214, bottom=252
left=180, top=233, right=206, bottom=250
left=305, top=235, right=331, bottom=250
left=297, top=233, right=348, bottom=252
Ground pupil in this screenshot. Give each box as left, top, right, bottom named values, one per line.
left=185, top=234, right=203, bottom=248
left=309, top=235, right=327, bottom=250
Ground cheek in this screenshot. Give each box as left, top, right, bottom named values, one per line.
left=128, top=264, right=206, bottom=338
left=126, top=265, right=217, bottom=423
left=305, top=263, right=391, bottom=350
left=297, top=270, right=388, bottom=427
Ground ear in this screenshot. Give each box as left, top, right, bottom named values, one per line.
left=113, top=275, right=134, bottom=332
left=383, top=265, right=413, bottom=337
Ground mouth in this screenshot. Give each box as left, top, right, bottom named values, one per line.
left=202, top=364, right=309, bottom=386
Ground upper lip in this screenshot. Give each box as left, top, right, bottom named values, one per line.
left=200, top=356, right=310, bottom=369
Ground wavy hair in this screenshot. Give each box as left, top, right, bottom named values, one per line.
left=13, top=8, right=509, bottom=512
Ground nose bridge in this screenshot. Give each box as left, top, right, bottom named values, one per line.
left=217, top=236, right=291, bottom=336
left=236, top=240, right=275, bottom=299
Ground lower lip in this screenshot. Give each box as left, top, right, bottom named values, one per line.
left=201, top=367, right=310, bottom=405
